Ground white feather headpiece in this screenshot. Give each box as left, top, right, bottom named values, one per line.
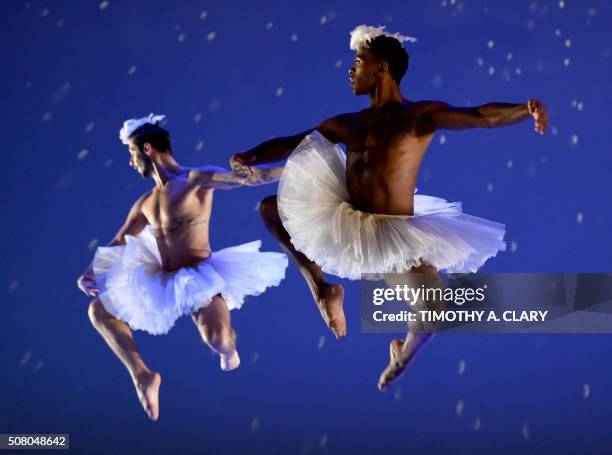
left=349, top=24, right=417, bottom=50
left=119, top=113, right=166, bottom=144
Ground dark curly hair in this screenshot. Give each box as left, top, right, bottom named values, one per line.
left=130, top=124, right=172, bottom=154
left=366, top=35, right=410, bottom=83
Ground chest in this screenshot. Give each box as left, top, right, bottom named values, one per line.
left=142, top=181, right=210, bottom=224
left=346, top=113, right=422, bottom=169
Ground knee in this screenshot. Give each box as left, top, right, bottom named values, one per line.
left=87, top=299, right=106, bottom=325
left=203, top=325, right=234, bottom=354
left=258, top=195, right=278, bottom=220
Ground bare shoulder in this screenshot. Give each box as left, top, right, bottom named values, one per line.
left=412, top=100, right=452, bottom=114
left=136, top=189, right=154, bottom=206
left=316, top=112, right=357, bottom=144
left=187, top=165, right=228, bottom=188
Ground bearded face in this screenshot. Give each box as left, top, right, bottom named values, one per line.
left=128, top=139, right=154, bottom=179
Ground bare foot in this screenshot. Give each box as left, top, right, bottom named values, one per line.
left=317, top=283, right=346, bottom=339
left=133, top=371, right=161, bottom=421
left=377, top=338, right=413, bottom=392
left=220, top=350, right=241, bottom=371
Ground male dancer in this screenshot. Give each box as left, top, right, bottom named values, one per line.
left=77, top=114, right=287, bottom=421
left=231, top=25, right=548, bottom=390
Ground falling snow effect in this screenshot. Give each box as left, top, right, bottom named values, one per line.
left=3, top=1, right=612, bottom=453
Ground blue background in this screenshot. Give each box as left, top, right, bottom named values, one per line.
left=2, top=0, right=612, bottom=453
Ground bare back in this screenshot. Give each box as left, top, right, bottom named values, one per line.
left=140, top=169, right=214, bottom=271
left=340, top=101, right=436, bottom=215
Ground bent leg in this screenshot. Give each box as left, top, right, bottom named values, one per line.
left=88, top=299, right=161, bottom=421
left=378, top=263, right=445, bottom=391
left=259, top=194, right=346, bottom=338
left=192, top=294, right=240, bottom=371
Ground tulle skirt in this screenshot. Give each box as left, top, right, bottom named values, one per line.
left=277, top=131, right=506, bottom=280
left=92, top=226, right=288, bottom=335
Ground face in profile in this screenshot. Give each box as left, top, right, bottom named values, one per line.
left=348, top=48, right=379, bottom=95
left=128, top=139, right=153, bottom=179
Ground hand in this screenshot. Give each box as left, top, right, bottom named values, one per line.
left=527, top=99, right=548, bottom=135
left=77, top=274, right=99, bottom=297
left=230, top=153, right=254, bottom=177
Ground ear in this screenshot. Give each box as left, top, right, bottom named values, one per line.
left=379, top=61, right=390, bottom=74
left=142, top=143, right=153, bottom=156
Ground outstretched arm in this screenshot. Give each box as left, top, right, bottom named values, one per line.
left=76, top=194, right=149, bottom=297
left=419, top=99, right=548, bottom=135
left=230, top=114, right=351, bottom=173
left=193, top=165, right=283, bottom=190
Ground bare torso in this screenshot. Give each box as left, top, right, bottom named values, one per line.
left=140, top=170, right=214, bottom=271
left=342, top=101, right=436, bottom=215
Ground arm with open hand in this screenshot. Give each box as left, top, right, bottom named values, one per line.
left=192, top=164, right=284, bottom=190
left=76, top=194, right=149, bottom=297
left=418, top=99, right=548, bottom=135
left=229, top=114, right=350, bottom=175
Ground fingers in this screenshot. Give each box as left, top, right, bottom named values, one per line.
left=528, top=99, right=547, bottom=135
left=230, top=155, right=255, bottom=176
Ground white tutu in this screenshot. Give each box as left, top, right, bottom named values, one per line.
left=92, top=226, right=288, bottom=335
left=277, top=131, right=507, bottom=280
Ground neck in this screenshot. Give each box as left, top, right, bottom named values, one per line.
left=369, top=80, right=406, bottom=108
left=151, top=154, right=185, bottom=187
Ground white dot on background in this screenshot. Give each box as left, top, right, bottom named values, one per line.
left=99, top=1, right=110, bottom=10
left=127, top=65, right=137, bottom=75
left=265, top=21, right=273, bottom=30
left=522, top=423, right=530, bottom=439
left=506, top=159, right=513, bottom=169
left=487, top=40, right=495, bottom=49
left=275, top=87, right=284, bottom=97
left=439, top=134, right=446, bottom=145
left=317, top=335, right=325, bottom=349
left=207, top=31, right=216, bottom=41
left=250, top=417, right=259, bottom=432
left=583, top=383, right=590, bottom=398
left=511, top=241, right=518, bottom=252
left=565, top=39, right=572, bottom=48
left=570, top=134, right=579, bottom=145
left=200, top=10, right=208, bottom=19
left=456, top=400, right=464, bottom=416
left=559, top=0, right=565, bottom=9
left=488, top=66, right=495, bottom=76
left=458, top=360, right=466, bottom=375
left=177, top=33, right=186, bottom=43
left=486, top=182, right=494, bottom=192
left=78, top=149, right=89, bottom=160
left=393, top=388, right=402, bottom=402
left=473, top=418, right=481, bottom=431
left=564, top=57, right=571, bottom=66
left=291, top=33, right=299, bottom=42
left=576, top=212, right=584, bottom=224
